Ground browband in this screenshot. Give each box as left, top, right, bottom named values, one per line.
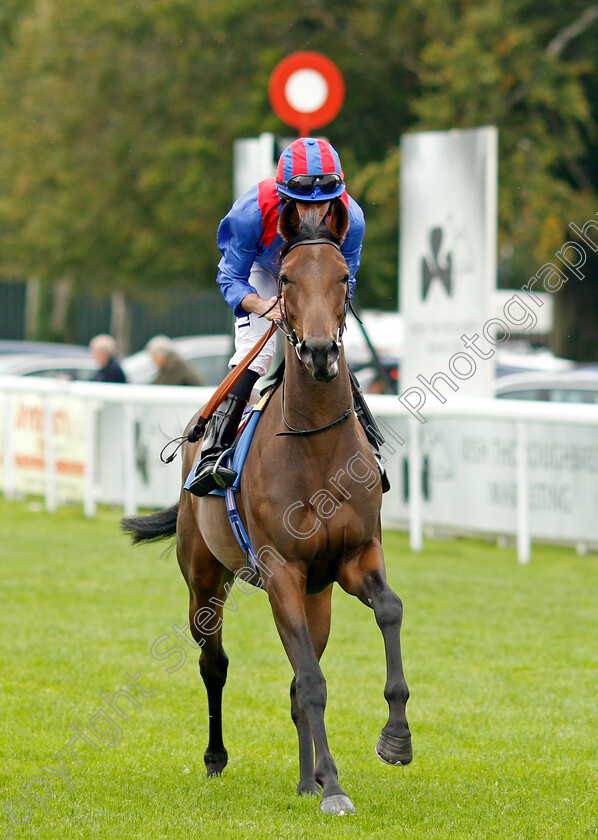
left=284, top=238, right=341, bottom=255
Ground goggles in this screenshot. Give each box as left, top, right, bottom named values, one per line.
left=277, top=173, right=344, bottom=196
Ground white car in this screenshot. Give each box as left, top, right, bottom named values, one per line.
left=495, top=369, right=598, bottom=404
left=122, top=335, right=232, bottom=385
left=0, top=353, right=99, bottom=381
left=0, top=335, right=234, bottom=385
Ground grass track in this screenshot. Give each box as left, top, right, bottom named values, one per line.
left=1, top=498, right=597, bottom=839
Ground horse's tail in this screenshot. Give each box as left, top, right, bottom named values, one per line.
left=121, top=503, right=179, bottom=545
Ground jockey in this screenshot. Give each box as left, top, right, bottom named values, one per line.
left=187, top=137, right=386, bottom=497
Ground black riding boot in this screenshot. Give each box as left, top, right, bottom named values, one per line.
left=186, top=394, right=247, bottom=497
left=350, top=371, right=391, bottom=494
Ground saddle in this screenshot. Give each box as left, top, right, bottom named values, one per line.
left=184, top=390, right=272, bottom=497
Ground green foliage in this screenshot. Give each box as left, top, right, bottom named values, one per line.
left=0, top=0, right=597, bottom=353
left=348, top=0, right=598, bottom=307
left=411, top=2, right=596, bottom=273
left=0, top=0, right=247, bottom=296
left=351, top=147, right=399, bottom=309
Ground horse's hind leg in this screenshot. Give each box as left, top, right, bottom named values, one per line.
left=291, top=585, right=332, bottom=796
left=177, top=523, right=234, bottom=778
left=193, top=586, right=232, bottom=777
left=338, top=538, right=412, bottom=767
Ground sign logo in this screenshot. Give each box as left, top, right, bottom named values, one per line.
left=422, top=227, right=453, bottom=300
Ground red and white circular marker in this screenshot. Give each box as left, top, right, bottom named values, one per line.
left=268, top=52, right=345, bottom=137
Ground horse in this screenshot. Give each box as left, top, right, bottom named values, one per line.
left=122, top=199, right=412, bottom=815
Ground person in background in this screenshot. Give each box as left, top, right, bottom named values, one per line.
left=90, top=334, right=127, bottom=383
left=146, top=335, right=204, bottom=386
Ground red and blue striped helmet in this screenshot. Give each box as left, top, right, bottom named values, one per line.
left=276, top=138, right=346, bottom=201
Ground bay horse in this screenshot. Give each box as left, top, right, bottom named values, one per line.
left=122, top=199, right=412, bottom=815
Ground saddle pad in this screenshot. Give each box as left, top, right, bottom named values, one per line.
left=184, top=390, right=272, bottom=496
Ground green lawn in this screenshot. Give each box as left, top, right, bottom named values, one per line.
left=1, top=497, right=597, bottom=839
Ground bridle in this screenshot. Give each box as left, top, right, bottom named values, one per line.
left=264, top=237, right=351, bottom=363
left=262, top=236, right=354, bottom=437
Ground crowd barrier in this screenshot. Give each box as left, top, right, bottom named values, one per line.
left=2, top=375, right=598, bottom=563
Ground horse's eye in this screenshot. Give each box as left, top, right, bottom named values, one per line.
left=342, top=274, right=350, bottom=284
left=279, top=274, right=289, bottom=286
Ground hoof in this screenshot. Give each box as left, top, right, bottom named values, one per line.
left=204, top=750, right=228, bottom=778
left=320, top=794, right=355, bottom=815
left=376, top=731, right=412, bottom=766
left=297, top=781, right=320, bottom=796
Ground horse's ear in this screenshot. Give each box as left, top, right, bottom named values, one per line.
left=278, top=200, right=300, bottom=242
left=326, top=199, right=349, bottom=243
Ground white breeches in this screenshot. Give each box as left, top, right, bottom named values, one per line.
left=229, top=263, right=279, bottom=377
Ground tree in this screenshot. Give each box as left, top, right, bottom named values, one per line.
left=0, top=0, right=597, bottom=358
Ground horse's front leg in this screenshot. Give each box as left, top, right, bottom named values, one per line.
left=267, top=567, right=354, bottom=815
left=338, top=538, right=412, bottom=766
left=291, top=585, right=333, bottom=796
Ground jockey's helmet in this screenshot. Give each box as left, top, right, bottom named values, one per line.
left=276, top=138, right=346, bottom=202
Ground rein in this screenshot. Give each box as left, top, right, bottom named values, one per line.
left=276, top=375, right=353, bottom=437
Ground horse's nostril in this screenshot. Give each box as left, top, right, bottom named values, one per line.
left=300, top=337, right=340, bottom=380
left=298, top=342, right=311, bottom=366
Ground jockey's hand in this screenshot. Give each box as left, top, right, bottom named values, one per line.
left=242, top=293, right=286, bottom=322
left=261, top=295, right=286, bottom=322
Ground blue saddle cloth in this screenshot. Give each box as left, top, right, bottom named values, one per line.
left=184, top=405, right=265, bottom=570
left=183, top=406, right=262, bottom=496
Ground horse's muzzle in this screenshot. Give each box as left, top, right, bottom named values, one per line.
left=298, top=337, right=340, bottom=381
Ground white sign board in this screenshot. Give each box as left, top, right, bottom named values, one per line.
left=1, top=392, right=86, bottom=502
left=233, top=132, right=276, bottom=200
left=377, top=411, right=598, bottom=546
left=399, top=126, right=498, bottom=399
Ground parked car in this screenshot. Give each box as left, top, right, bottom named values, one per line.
left=345, top=349, right=399, bottom=394
left=494, top=369, right=598, bottom=403
left=0, top=335, right=233, bottom=384
left=0, top=340, right=89, bottom=357
left=4, top=333, right=583, bottom=401
left=0, top=353, right=99, bottom=381
left=494, top=346, right=574, bottom=377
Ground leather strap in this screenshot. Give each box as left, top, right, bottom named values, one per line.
left=198, top=322, right=277, bottom=425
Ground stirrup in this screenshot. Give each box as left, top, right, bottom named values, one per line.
left=210, top=450, right=238, bottom=488
left=186, top=450, right=237, bottom=497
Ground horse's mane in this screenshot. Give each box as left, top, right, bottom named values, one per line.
left=279, top=207, right=341, bottom=259
left=260, top=357, right=285, bottom=396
